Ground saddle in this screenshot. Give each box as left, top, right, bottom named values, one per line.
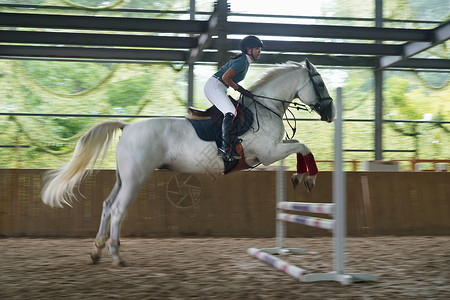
left=186, top=96, right=253, bottom=174
left=186, top=106, right=218, bottom=121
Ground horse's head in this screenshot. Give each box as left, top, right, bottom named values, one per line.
left=297, top=59, right=335, bottom=123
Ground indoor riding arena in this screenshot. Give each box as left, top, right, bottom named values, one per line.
left=1, top=0, right=449, bottom=299
left=1, top=170, right=449, bottom=298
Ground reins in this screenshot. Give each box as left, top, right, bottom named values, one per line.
left=240, top=70, right=332, bottom=138
left=241, top=93, right=312, bottom=140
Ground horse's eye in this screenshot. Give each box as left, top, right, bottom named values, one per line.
left=318, top=83, right=324, bottom=90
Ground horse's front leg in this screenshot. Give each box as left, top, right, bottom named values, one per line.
left=291, top=152, right=318, bottom=192
left=257, top=140, right=318, bottom=192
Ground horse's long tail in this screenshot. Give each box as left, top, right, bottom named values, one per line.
left=41, top=120, right=126, bottom=208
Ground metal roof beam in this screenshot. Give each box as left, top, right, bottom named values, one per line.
left=0, top=12, right=208, bottom=33
left=199, top=53, right=450, bottom=69
left=223, top=39, right=402, bottom=56
left=0, top=30, right=402, bottom=56
left=255, top=54, right=375, bottom=67
left=391, top=57, right=450, bottom=69
left=0, top=45, right=187, bottom=61
left=0, top=12, right=430, bottom=42
left=227, top=22, right=430, bottom=41
left=1, top=45, right=448, bottom=69
left=0, top=30, right=197, bottom=49
left=379, top=20, right=450, bottom=69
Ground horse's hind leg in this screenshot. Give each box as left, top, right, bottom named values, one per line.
left=108, top=180, right=142, bottom=267
left=90, top=176, right=121, bottom=264
left=105, top=121, right=165, bottom=266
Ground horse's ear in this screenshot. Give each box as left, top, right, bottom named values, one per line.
left=305, top=58, right=313, bottom=71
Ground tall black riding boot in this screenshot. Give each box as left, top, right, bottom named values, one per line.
left=218, top=112, right=241, bottom=161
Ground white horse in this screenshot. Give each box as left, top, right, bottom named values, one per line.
left=41, top=59, right=335, bottom=266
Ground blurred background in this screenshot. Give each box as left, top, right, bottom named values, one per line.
left=0, top=0, right=448, bottom=171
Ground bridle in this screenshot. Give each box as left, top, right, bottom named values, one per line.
left=239, top=70, right=332, bottom=139
left=307, top=72, right=333, bottom=119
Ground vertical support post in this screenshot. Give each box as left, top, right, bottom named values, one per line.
left=276, top=159, right=286, bottom=249
left=374, top=0, right=383, bottom=160
left=187, top=63, right=194, bottom=108
left=187, top=0, right=196, bottom=108
left=374, top=70, right=383, bottom=160
left=333, top=87, right=346, bottom=275
left=375, top=0, right=383, bottom=28
left=216, top=0, right=228, bottom=68
left=189, top=0, right=195, bottom=20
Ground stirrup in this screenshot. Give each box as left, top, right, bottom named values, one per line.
left=218, top=148, right=240, bottom=161
left=228, top=152, right=241, bottom=160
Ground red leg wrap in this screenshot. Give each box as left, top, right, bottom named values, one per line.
left=296, top=153, right=307, bottom=174
left=304, top=152, right=318, bottom=176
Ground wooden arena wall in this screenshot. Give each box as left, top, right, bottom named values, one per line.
left=0, top=169, right=449, bottom=237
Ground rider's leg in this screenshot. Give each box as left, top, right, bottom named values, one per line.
left=204, top=77, right=235, bottom=114
left=204, top=77, right=240, bottom=161
left=219, top=112, right=241, bottom=160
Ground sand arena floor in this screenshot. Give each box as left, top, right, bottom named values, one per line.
left=1, top=236, right=449, bottom=299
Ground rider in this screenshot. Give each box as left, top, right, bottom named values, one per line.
left=204, top=35, right=264, bottom=161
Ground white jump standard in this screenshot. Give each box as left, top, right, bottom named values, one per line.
left=248, top=88, right=378, bottom=285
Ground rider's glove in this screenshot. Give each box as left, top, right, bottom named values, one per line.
left=237, top=85, right=253, bottom=99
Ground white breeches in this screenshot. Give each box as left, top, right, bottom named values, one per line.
left=204, top=77, right=235, bottom=115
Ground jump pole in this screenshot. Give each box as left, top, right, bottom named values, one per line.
left=259, top=159, right=307, bottom=255
left=248, top=88, right=378, bottom=284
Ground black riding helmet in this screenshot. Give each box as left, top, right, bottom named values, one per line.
left=240, top=35, right=265, bottom=54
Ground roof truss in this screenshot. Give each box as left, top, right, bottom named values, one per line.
left=0, top=12, right=448, bottom=69
left=378, top=20, right=450, bottom=69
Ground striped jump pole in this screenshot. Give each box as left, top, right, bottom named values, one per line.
left=247, top=248, right=307, bottom=281
left=248, top=88, right=378, bottom=285
left=277, top=202, right=335, bottom=214
left=277, top=212, right=334, bottom=230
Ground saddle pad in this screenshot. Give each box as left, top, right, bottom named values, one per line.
left=187, top=102, right=254, bottom=148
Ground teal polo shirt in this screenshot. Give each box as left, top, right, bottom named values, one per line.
left=214, top=54, right=250, bottom=84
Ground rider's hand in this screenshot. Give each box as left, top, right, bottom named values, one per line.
left=237, top=85, right=253, bottom=99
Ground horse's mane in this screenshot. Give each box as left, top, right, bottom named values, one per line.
left=249, top=61, right=306, bottom=91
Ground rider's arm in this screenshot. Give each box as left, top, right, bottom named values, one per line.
left=221, top=68, right=240, bottom=91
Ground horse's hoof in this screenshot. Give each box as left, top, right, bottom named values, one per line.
left=90, top=251, right=101, bottom=264
left=291, top=173, right=305, bottom=189
left=112, top=261, right=128, bottom=268
left=304, top=180, right=314, bottom=193
left=291, top=176, right=299, bottom=189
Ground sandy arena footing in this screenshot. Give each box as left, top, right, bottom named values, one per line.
left=1, top=236, right=449, bottom=299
